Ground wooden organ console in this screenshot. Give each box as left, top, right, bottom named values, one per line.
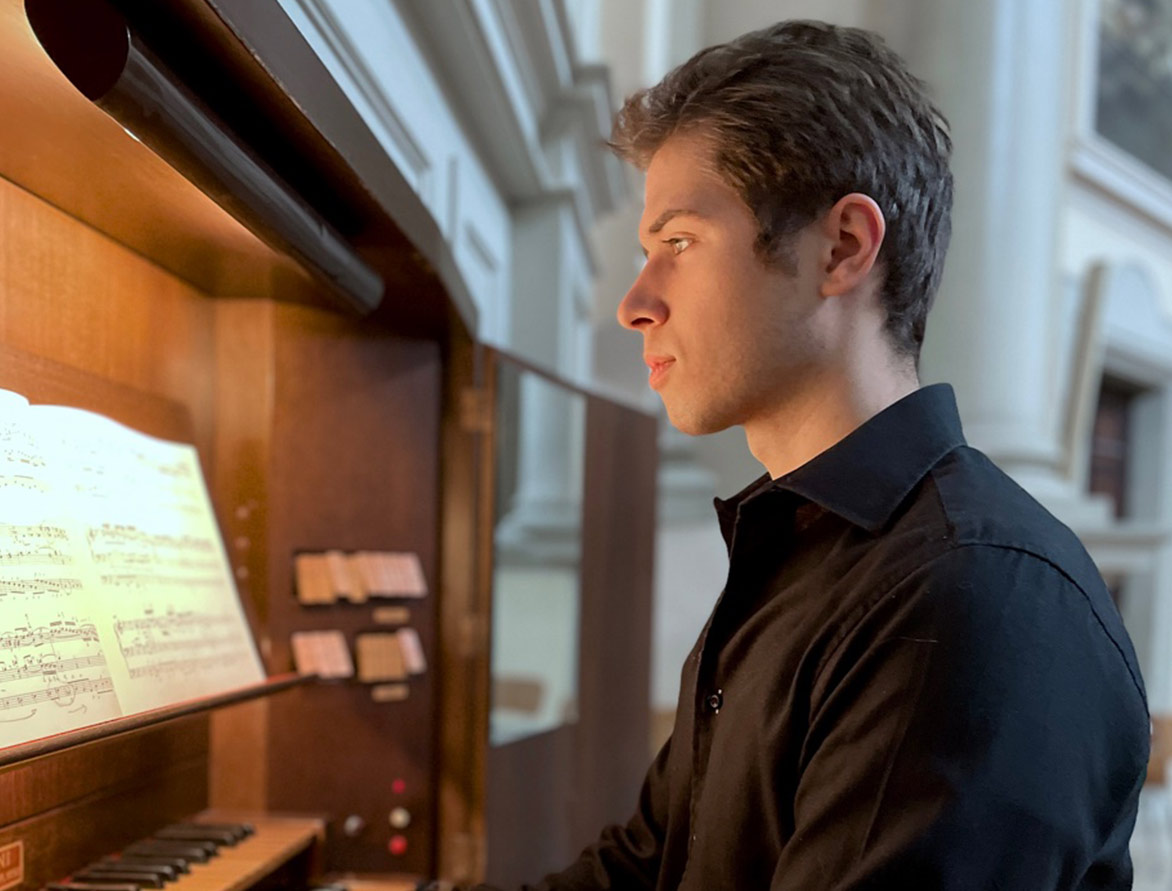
left=0, top=0, right=658, bottom=888
left=0, top=0, right=471, bottom=884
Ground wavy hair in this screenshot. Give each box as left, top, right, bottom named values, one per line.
left=610, top=21, right=953, bottom=363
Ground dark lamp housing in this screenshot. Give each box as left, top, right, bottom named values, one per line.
left=25, top=0, right=385, bottom=314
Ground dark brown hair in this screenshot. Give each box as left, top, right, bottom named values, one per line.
left=610, top=20, right=953, bottom=363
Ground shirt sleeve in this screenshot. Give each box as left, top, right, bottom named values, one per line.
left=439, top=732, right=672, bottom=891
left=770, top=543, right=1149, bottom=890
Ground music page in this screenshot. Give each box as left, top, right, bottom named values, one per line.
left=0, top=392, right=264, bottom=748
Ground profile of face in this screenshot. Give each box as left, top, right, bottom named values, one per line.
left=617, top=134, right=831, bottom=437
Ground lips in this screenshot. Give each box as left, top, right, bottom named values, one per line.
left=644, top=354, right=675, bottom=390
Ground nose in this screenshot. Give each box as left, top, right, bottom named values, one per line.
left=616, top=264, right=667, bottom=331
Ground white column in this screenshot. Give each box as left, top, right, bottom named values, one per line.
left=912, top=0, right=1071, bottom=477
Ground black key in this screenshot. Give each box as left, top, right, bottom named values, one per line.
left=122, top=841, right=210, bottom=863
left=172, top=821, right=253, bottom=842
left=153, top=825, right=237, bottom=846
left=102, top=854, right=189, bottom=875
left=73, top=871, right=163, bottom=889
left=145, top=836, right=216, bottom=856
left=48, top=884, right=139, bottom=891
left=86, top=862, right=177, bottom=883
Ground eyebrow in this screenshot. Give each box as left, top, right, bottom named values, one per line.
left=647, top=208, right=702, bottom=234
left=640, top=208, right=704, bottom=257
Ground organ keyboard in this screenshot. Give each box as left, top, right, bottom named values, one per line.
left=43, top=814, right=325, bottom=891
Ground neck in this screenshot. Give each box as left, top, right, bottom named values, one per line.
left=744, top=359, right=920, bottom=479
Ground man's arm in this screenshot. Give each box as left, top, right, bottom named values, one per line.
left=771, top=544, right=1149, bottom=890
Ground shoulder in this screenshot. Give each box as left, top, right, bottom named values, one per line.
left=841, top=442, right=1149, bottom=707
left=880, top=537, right=1147, bottom=717
left=815, top=539, right=1148, bottom=768
left=925, top=446, right=1096, bottom=574
left=869, top=446, right=1104, bottom=602
left=875, top=446, right=1125, bottom=646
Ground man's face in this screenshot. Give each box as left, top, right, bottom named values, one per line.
left=618, top=134, right=827, bottom=436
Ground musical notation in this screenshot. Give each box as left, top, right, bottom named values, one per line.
left=0, top=676, right=114, bottom=714
left=0, top=652, right=106, bottom=685
left=0, top=610, right=116, bottom=738
left=0, top=523, right=72, bottom=566
left=0, top=615, right=100, bottom=651
left=120, top=633, right=242, bottom=660
left=113, top=607, right=255, bottom=688
left=0, top=473, right=48, bottom=493
left=0, top=448, right=46, bottom=470
left=78, top=451, right=195, bottom=479
left=0, top=576, right=84, bottom=599
left=86, top=523, right=219, bottom=571
left=65, top=439, right=204, bottom=513
left=0, top=394, right=263, bottom=746
left=0, top=419, right=44, bottom=467
left=114, top=609, right=231, bottom=636
left=99, top=572, right=225, bottom=590
left=126, top=652, right=252, bottom=680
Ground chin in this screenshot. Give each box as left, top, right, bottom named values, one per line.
left=663, top=401, right=735, bottom=437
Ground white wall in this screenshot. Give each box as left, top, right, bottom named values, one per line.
left=276, top=0, right=514, bottom=341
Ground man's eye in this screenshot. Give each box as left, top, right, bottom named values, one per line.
left=665, top=237, right=693, bottom=255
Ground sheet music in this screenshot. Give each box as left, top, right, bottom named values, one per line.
left=0, top=403, right=120, bottom=744
left=0, top=393, right=263, bottom=747
left=0, top=605, right=119, bottom=742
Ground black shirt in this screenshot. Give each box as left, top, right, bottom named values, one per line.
left=474, top=384, right=1149, bottom=890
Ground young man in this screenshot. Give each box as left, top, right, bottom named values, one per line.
left=448, top=19, right=1149, bottom=890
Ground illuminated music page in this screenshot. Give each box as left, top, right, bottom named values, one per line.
left=0, top=392, right=264, bottom=748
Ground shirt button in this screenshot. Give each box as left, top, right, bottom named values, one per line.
left=705, top=690, right=723, bottom=713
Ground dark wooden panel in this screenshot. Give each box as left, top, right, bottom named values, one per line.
left=575, top=396, right=658, bottom=841
left=435, top=324, right=491, bottom=882
left=480, top=358, right=659, bottom=887
left=0, top=715, right=208, bottom=827
left=211, top=299, right=276, bottom=638
left=212, top=301, right=443, bottom=875
left=485, top=726, right=577, bottom=887
left=0, top=174, right=216, bottom=459
left=0, top=342, right=194, bottom=445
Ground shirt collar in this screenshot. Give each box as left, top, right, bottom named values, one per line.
left=714, top=384, right=966, bottom=537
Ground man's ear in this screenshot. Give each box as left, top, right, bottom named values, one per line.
left=819, top=193, right=886, bottom=298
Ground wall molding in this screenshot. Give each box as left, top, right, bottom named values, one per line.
left=281, top=0, right=433, bottom=201
left=407, top=0, right=626, bottom=220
